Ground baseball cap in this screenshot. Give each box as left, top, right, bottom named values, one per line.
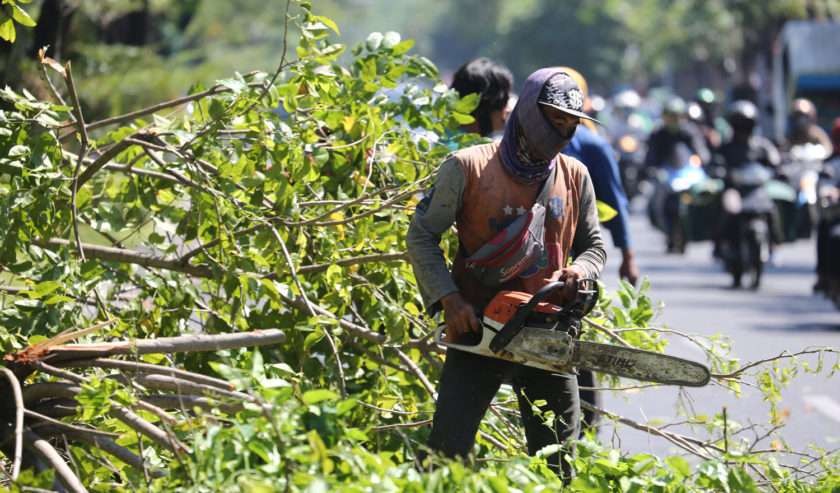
left=537, top=72, right=602, bottom=124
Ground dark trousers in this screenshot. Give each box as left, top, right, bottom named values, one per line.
left=426, top=348, right=580, bottom=477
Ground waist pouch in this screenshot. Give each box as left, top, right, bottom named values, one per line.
left=463, top=166, right=555, bottom=286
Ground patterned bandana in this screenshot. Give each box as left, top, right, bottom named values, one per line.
left=499, top=68, right=578, bottom=184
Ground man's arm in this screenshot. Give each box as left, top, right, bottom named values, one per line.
left=406, top=157, right=463, bottom=315
left=570, top=172, right=607, bottom=279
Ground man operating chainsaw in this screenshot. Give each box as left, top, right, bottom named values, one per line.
left=407, top=68, right=606, bottom=477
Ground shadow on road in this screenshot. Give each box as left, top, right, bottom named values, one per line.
left=763, top=321, right=840, bottom=332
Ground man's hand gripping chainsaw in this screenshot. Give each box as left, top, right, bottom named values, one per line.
left=435, top=280, right=711, bottom=387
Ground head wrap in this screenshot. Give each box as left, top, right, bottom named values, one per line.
left=499, top=68, right=576, bottom=184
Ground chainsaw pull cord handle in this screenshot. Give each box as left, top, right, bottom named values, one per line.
left=488, top=281, right=566, bottom=353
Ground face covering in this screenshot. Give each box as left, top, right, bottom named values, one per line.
left=498, top=68, right=573, bottom=184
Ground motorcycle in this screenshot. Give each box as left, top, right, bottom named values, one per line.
left=719, top=162, right=775, bottom=289
left=816, top=159, right=840, bottom=309
left=647, top=143, right=709, bottom=253
left=777, top=143, right=827, bottom=240
left=612, top=130, right=648, bottom=200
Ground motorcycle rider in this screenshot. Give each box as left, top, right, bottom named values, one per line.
left=450, top=57, right=514, bottom=139
left=713, top=100, right=783, bottom=272
left=693, top=88, right=727, bottom=151
left=716, top=100, right=781, bottom=171
left=644, top=97, right=710, bottom=170
left=407, top=68, right=606, bottom=478
left=786, top=98, right=832, bottom=151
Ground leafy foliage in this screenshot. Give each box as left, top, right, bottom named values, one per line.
left=1, top=2, right=839, bottom=492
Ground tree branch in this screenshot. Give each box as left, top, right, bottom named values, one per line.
left=712, top=347, right=840, bottom=380
left=58, top=358, right=234, bottom=391
left=23, top=428, right=88, bottom=493
left=46, top=329, right=287, bottom=362
left=34, top=238, right=213, bottom=278
left=0, top=367, right=24, bottom=481
left=297, top=252, right=408, bottom=274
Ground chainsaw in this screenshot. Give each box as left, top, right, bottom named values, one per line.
left=435, top=280, right=711, bottom=387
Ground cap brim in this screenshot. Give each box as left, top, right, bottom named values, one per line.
left=538, top=101, right=603, bottom=125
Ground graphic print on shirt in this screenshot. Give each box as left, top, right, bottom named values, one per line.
left=549, top=196, right=565, bottom=220
left=488, top=203, right=527, bottom=232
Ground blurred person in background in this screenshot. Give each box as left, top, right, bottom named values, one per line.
left=716, top=100, right=781, bottom=171
left=556, top=66, right=639, bottom=431
left=712, top=100, right=783, bottom=260
left=645, top=97, right=710, bottom=169
left=814, top=118, right=840, bottom=294
left=786, top=98, right=832, bottom=151
left=450, top=57, right=514, bottom=139
left=693, top=87, right=729, bottom=151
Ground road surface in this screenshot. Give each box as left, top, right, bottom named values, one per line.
left=597, top=213, right=840, bottom=461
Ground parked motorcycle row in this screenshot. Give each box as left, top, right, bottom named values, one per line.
left=596, top=91, right=840, bottom=307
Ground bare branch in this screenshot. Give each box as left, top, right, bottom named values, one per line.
left=712, top=347, right=840, bottom=380
left=34, top=238, right=213, bottom=278
left=47, top=329, right=287, bottom=362
left=62, top=430, right=165, bottom=478
left=394, top=349, right=436, bottom=397
left=23, top=428, right=88, bottom=493
left=373, top=419, right=432, bottom=431
left=76, top=138, right=139, bottom=187
left=0, top=367, right=24, bottom=481
left=108, top=405, right=187, bottom=454
left=297, top=252, right=408, bottom=274
left=24, top=409, right=118, bottom=438
left=58, top=358, right=234, bottom=391
left=78, top=82, right=265, bottom=133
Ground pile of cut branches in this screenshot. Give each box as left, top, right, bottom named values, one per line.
left=1, top=327, right=285, bottom=491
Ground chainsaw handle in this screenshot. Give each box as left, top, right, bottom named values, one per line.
left=488, top=281, right=565, bottom=353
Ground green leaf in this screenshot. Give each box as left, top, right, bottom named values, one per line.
left=311, top=14, right=340, bottom=35
left=0, top=18, right=16, bottom=43
left=28, top=280, right=62, bottom=299
left=391, top=39, right=414, bottom=56
left=453, top=93, right=480, bottom=114
left=597, top=200, right=618, bottom=222
left=302, top=389, right=339, bottom=405
left=10, top=4, right=35, bottom=27
left=666, top=456, right=691, bottom=477
left=452, top=112, right=475, bottom=125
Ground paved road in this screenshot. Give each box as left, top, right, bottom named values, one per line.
left=596, top=212, right=840, bottom=460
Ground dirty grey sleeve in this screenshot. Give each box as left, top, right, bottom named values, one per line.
left=571, top=172, right=607, bottom=279
left=406, top=157, right=464, bottom=315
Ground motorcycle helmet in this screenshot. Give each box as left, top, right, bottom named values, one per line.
left=725, top=99, right=758, bottom=134
left=790, top=98, right=818, bottom=122
left=613, top=89, right=641, bottom=110
left=663, top=97, right=687, bottom=117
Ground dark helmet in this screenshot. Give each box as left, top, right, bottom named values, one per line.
left=726, top=100, right=758, bottom=135
left=726, top=100, right=758, bottom=124
left=790, top=98, right=817, bottom=122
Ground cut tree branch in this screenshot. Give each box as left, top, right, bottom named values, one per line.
left=46, top=329, right=287, bottom=362
left=0, top=367, right=24, bottom=481
left=23, top=428, right=88, bottom=493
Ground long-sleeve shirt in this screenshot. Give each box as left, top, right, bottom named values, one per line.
left=564, top=125, right=633, bottom=249
left=407, top=156, right=606, bottom=314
